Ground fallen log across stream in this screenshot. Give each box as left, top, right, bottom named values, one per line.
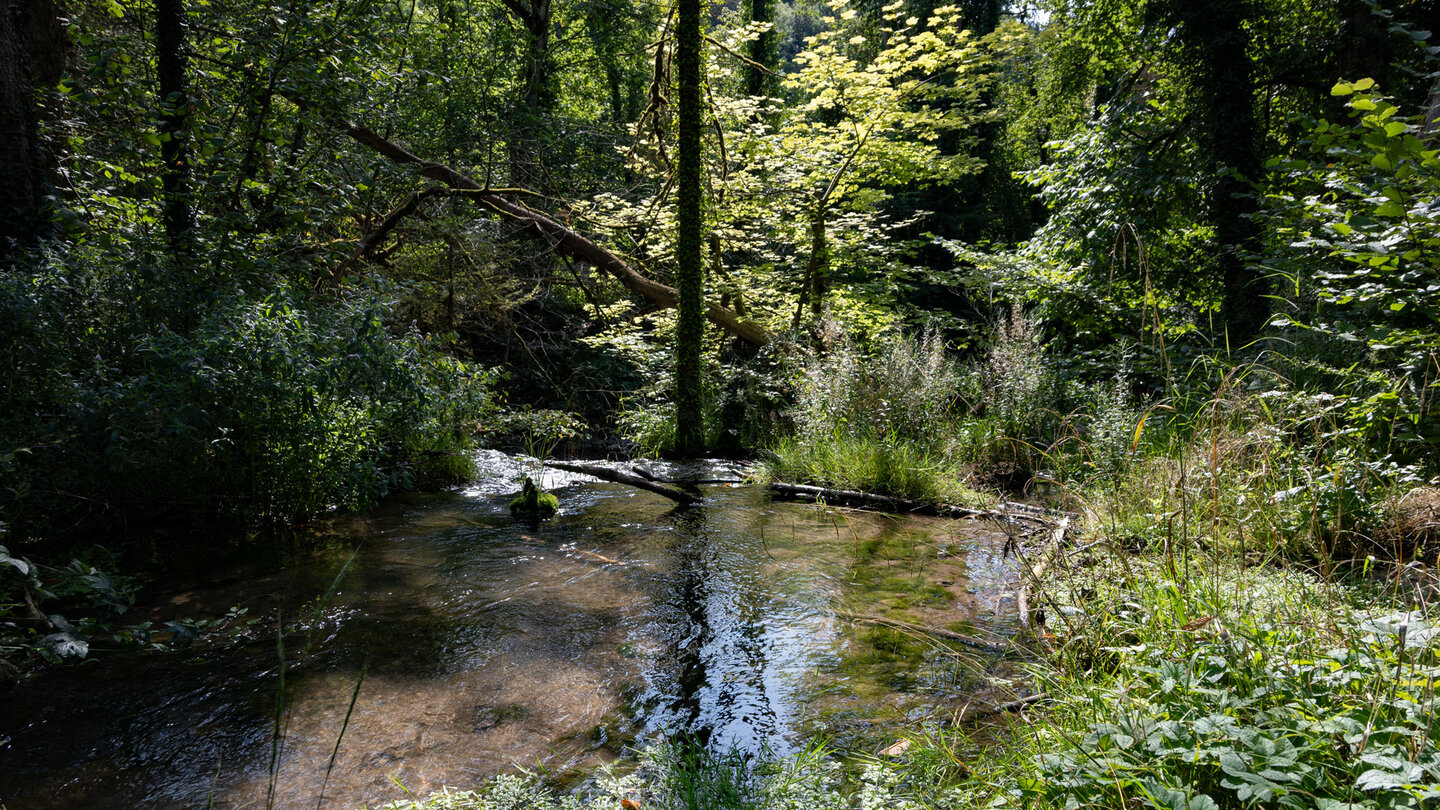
left=544, top=461, right=702, bottom=505
left=767, top=482, right=1066, bottom=527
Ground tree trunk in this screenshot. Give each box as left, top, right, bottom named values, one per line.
left=155, top=0, right=193, bottom=253
left=807, top=208, right=828, bottom=317
left=0, top=0, right=65, bottom=263
left=675, top=0, right=705, bottom=456
left=1154, top=0, right=1266, bottom=344
left=505, top=0, right=553, bottom=188
left=743, top=0, right=774, bottom=99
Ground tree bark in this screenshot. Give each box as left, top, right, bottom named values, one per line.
left=155, top=0, right=194, bottom=253
left=337, top=123, right=771, bottom=348
left=675, top=0, right=705, bottom=456
left=743, top=0, right=774, bottom=99
left=0, top=0, right=65, bottom=263
left=1153, top=0, right=1267, bottom=344
left=502, top=0, right=554, bottom=188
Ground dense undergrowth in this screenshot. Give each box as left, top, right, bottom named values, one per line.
left=0, top=248, right=492, bottom=540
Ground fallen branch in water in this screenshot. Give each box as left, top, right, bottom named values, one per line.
left=768, top=482, right=1062, bottom=527
left=545, top=461, right=702, bottom=505
left=835, top=610, right=1011, bottom=653
left=957, top=693, right=1046, bottom=722
left=1018, top=518, right=1069, bottom=632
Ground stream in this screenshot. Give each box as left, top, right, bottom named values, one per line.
left=0, top=454, right=1023, bottom=809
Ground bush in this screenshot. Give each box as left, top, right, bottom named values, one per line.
left=0, top=250, right=493, bottom=538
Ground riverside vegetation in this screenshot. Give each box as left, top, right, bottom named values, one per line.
left=2, top=0, right=1439, bottom=808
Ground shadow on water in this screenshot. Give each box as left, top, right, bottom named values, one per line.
left=0, top=455, right=1022, bottom=809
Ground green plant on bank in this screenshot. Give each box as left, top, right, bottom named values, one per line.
left=1264, top=81, right=1440, bottom=460
left=369, top=737, right=978, bottom=810
left=484, top=407, right=586, bottom=459
left=764, top=319, right=1072, bottom=502
left=608, top=313, right=792, bottom=457
left=1032, top=358, right=1432, bottom=562
left=0, top=541, right=257, bottom=666
left=0, top=254, right=494, bottom=535
left=763, top=328, right=980, bottom=503
left=893, top=544, right=1440, bottom=810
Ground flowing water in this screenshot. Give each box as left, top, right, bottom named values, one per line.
left=0, top=454, right=1023, bottom=809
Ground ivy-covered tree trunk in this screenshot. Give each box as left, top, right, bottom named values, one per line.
left=156, top=0, right=194, bottom=254
left=674, top=0, right=705, bottom=456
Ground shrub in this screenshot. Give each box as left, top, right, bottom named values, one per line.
left=0, top=251, right=493, bottom=538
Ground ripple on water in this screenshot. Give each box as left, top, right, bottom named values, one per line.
left=0, top=455, right=1021, bottom=809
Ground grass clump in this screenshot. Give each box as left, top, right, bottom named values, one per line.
left=763, top=330, right=981, bottom=504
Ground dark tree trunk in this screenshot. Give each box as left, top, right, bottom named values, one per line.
left=1334, top=0, right=1390, bottom=86
left=743, top=0, right=774, bottom=98
left=0, top=0, right=65, bottom=264
left=156, top=0, right=194, bottom=253
left=807, top=209, right=828, bottom=316
left=675, top=0, right=705, bottom=456
left=1154, top=0, right=1267, bottom=343
left=504, top=0, right=554, bottom=188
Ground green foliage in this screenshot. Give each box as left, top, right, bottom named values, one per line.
left=0, top=252, right=493, bottom=534
left=1264, top=83, right=1440, bottom=458
left=764, top=329, right=980, bottom=502
left=1016, top=550, right=1440, bottom=810
left=484, top=408, right=586, bottom=459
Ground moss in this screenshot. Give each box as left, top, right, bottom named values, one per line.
left=509, top=476, right=559, bottom=518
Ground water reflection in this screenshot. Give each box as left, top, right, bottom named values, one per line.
left=0, top=456, right=1019, bottom=809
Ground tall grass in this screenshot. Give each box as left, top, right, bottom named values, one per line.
left=763, top=330, right=981, bottom=503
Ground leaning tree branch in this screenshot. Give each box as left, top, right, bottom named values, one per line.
left=329, top=186, right=449, bottom=284
left=340, top=123, right=770, bottom=348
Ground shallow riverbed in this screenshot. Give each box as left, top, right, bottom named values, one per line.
left=0, top=454, right=1022, bottom=809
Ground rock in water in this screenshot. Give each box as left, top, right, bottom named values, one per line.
left=510, top=476, right=559, bottom=518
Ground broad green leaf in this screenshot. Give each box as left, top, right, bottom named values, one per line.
left=1373, top=200, right=1405, bottom=218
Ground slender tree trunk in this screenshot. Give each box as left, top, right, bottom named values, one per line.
left=743, top=0, right=773, bottom=98
left=0, top=0, right=65, bottom=263
left=807, top=209, right=828, bottom=316
left=506, top=0, right=553, bottom=188
left=675, top=0, right=705, bottom=456
left=156, top=0, right=193, bottom=253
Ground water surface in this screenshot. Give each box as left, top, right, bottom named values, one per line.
left=0, top=455, right=1021, bottom=808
